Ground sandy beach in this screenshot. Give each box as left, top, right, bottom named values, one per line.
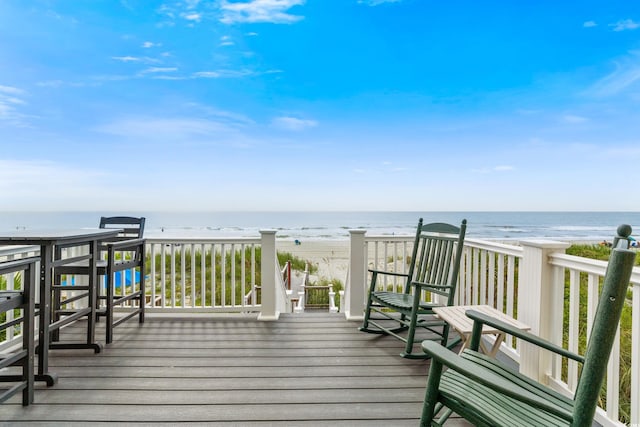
left=276, top=240, right=351, bottom=283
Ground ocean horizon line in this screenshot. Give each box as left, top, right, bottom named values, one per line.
left=1, top=211, right=638, bottom=242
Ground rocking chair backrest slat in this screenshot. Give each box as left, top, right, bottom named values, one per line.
left=405, top=220, right=467, bottom=305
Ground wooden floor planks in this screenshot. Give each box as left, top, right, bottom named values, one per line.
left=1, top=312, right=469, bottom=426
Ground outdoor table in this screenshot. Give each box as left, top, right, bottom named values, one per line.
left=0, top=228, right=121, bottom=386
left=433, top=304, right=530, bottom=357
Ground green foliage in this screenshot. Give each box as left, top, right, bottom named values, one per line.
left=278, top=251, right=318, bottom=274
left=0, top=273, right=23, bottom=341
left=566, top=243, right=612, bottom=261
left=149, top=248, right=317, bottom=307
left=306, top=278, right=344, bottom=307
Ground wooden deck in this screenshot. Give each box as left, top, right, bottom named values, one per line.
left=3, top=312, right=468, bottom=426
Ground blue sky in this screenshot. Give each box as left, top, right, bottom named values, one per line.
left=1, top=0, right=639, bottom=212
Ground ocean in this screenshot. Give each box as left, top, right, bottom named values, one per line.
left=1, top=211, right=639, bottom=242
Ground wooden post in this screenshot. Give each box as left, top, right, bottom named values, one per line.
left=517, top=240, right=569, bottom=382
left=345, top=230, right=366, bottom=321
left=258, top=230, right=278, bottom=321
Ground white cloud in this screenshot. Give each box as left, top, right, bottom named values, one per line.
left=583, top=21, right=597, bottom=28
left=0, top=85, right=29, bottom=125
left=140, top=67, right=178, bottom=74
left=0, top=85, right=25, bottom=96
left=142, top=41, right=161, bottom=48
left=192, top=69, right=281, bottom=78
left=112, top=56, right=142, bottom=62
left=36, top=80, right=64, bottom=88
left=272, top=116, right=318, bottom=131
left=220, top=0, right=305, bottom=24
left=562, top=114, right=588, bottom=124
left=95, top=117, right=234, bottom=139
left=182, top=12, right=202, bottom=22
left=193, top=71, right=222, bottom=78
left=610, top=19, right=640, bottom=32
left=472, top=165, right=515, bottom=173
left=588, top=52, right=640, bottom=96
left=358, top=0, right=402, bottom=5
left=220, top=35, right=234, bottom=46
left=185, top=0, right=201, bottom=8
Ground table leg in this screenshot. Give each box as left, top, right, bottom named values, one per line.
left=36, top=244, right=58, bottom=386
left=488, top=333, right=506, bottom=357
left=456, top=332, right=470, bottom=354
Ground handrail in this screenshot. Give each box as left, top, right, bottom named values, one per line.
left=0, top=245, right=39, bottom=258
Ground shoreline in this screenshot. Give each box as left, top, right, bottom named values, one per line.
left=275, top=238, right=616, bottom=283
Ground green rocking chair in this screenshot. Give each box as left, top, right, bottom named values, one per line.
left=359, top=218, right=467, bottom=358
left=420, top=225, right=637, bottom=427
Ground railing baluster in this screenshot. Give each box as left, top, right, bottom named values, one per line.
left=568, top=269, right=580, bottom=389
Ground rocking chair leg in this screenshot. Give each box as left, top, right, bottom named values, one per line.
left=421, top=359, right=444, bottom=427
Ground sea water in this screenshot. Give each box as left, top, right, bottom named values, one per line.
left=1, top=211, right=639, bottom=242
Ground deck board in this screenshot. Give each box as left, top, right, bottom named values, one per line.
left=2, top=312, right=469, bottom=426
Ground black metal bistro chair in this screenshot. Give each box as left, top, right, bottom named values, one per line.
left=53, top=216, right=146, bottom=344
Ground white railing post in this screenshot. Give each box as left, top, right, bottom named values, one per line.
left=345, top=230, right=366, bottom=321
left=328, top=285, right=338, bottom=313
left=518, top=240, right=570, bottom=382
left=258, top=230, right=278, bottom=321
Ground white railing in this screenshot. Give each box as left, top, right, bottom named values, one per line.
left=458, top=238, right=524, bottom=358
left=144, top=230, right=281, bottom=318
left=355, top=234, right=526, bottom=357
left=2, top=229, right=638, bottom=425
left=543, top=252, right=640, bottom=427
left=146, top=237, right=261, bottom=312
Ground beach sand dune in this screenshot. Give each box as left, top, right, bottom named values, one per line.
left=277, top=240, right=350, bottom=283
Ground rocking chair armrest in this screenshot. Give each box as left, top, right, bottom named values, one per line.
left=466, top=310, right=585, bottom=364
left=367, top=269, right=410, bottom=278
left=421, top=340, right=574, bottom=421
left=410, top=280, right=453, bottom=291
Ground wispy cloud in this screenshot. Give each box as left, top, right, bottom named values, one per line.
left=588, top=52, right=640, bottom=96
left=0, top=85, right=24, bottom=96
left=219, top=35, right=234, bottom=46
left=112, top=55, right=141, bottom=62
left=220, top=0, right=305, bottom=24
left=358, top=0, right=402, bottom=5
left=192, top=69, right=281, bottom=78
left=0, top=85, right=29, bottom=126
left=140, top=67, right=178, bottom=74
left=181, top=12, right=202, bottom=22
left=610, top=19, right=640, bottom=32
left=562, top=114, right=588, bottom=124
left=95, top=117, right=234, bottom=139
left=271, top=116, right=318, bottom=131
left=583, top=21, right=597, bottom=28
left=472, top=165, right=515, bottom=174
left=142, top=41, right=161, bottom=48
left=156, top=1, right=210, bottom=26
